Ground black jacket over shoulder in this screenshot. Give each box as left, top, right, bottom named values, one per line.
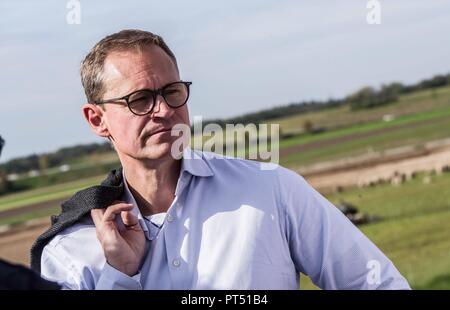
left=30, top=168, right=125, bottom=274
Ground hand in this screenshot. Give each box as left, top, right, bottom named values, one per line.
left=91, top=201, right=146, bottom=276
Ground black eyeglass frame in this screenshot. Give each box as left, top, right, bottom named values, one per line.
left=93, top=81, right=192, bottom=116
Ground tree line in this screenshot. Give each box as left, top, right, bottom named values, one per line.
left=199, top=72, right=450, bottom=128
left=0, top=142, right=113, bottom=175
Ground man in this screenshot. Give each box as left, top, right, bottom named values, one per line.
left=31, top=29, right=410, bottom=290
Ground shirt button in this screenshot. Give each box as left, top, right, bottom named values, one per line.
left=172, top=258, right=181, bottom=267
left=166, top=213, right=174, bottom=223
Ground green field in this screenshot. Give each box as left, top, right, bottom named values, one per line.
left=279, top=106, right=450, bottom=167
left=300, top=172, right=450, bottom=290
left=194, top=86, right=450, bottom=168
left=273, top=86, right=450, bottom=134
left=0, top=175, right=104, bottom=212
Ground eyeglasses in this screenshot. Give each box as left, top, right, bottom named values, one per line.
left=94, top=81, right=192, bottom=116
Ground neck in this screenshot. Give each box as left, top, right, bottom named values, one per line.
left=121, top=155, right=181, bottom=216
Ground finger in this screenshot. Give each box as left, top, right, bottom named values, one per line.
left=111, top=200, right=126, bottom=205
left=91, top=209, right=105, bottom=226
left=121, top=210, right=142, bottom=231
left=103, top=203, right=134, bottom=222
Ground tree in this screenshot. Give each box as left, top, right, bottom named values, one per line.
left=347, top=86, right=377, bottom=110
left=347, top=85, right=399, bottom=110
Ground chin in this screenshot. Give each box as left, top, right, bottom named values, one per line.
left=143, top=142, right=175, bottom=161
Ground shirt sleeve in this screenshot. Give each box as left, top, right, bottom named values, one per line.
left=276, top=166, right=411, bottom=290
left=41, top=244, right=142, bottom=290
left=41, top=244, right=85, bottom=290
left=95, top=263, right=142, bottom=290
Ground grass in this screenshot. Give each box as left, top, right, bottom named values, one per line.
left=273, top=86, right=450, bottom=134
left=278, top=105, right=450, bottom=149
left=0, top=175, right=104, bottom=211
left=12, top=160, right=120, bottom=191
left=300, top=172, right=450, bottom=290
left=0, top=206, right=60, bottom=226
left=193, top=105, right=450, bottom=166
left=192, top=86, right=450, bottom=156
left=279, top=107, right=450, bottom=167
left=191, top=90, right=450, bottom=167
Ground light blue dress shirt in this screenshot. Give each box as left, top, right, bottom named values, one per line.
left=40, top=148, right=410, bottom=290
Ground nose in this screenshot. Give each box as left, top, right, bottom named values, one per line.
left=151, top=94, right=174, bottom=119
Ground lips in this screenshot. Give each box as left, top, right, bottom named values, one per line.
left=145, top=127, right=172, bottom=139
left=153, top=127, right=172, bottom=135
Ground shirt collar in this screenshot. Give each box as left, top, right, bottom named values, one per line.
left=120, top=147, right=213, bottom=236
left=180, top=147, right=214, bottom=177
left=122, top=146, right=214, bottom=184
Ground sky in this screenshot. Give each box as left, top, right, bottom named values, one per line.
left=1, top=0, right=450, bottom=162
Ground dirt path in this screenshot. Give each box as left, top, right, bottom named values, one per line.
left=0, top=198, right=68, bottom=266
left=306, top=145, right=450, bottom=193
left=0, top=219, right=49, bottom=266
left=0, top=199, right=66, bottom=267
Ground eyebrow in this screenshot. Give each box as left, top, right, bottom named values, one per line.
left=123, top=80, right=180, bottom=95
left=97, top=80, right=181, bottom=104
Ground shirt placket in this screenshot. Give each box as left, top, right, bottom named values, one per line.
left=163, top=172, right=192, bottom=289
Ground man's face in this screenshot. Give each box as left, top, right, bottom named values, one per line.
left=92, top=45, right=190, bottom=163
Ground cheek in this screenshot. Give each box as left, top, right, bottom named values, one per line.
left=109, top=114, right=142, bottom=148
left=175, top=106, right=190, bottom=124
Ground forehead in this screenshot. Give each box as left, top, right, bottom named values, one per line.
left=102, top=45, right=179, bottom=95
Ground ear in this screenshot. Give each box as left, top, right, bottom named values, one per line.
left=82, top=103, right=110, bottom=138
